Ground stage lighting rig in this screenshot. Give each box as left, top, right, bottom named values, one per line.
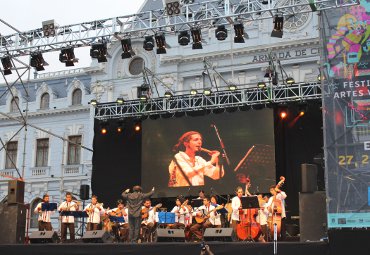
left=1, top=55, right=13, bottom=75
left=143, top=36, right=155, bottom=51
left=164, top=0, right=181, bottom=16
left=155, top=33, right=167, bottom=54
left=90, top=42, right=108, bottom=62
left=42, top=19, right=58, bottom=37
left=234, top=23, right=245, bottom=43
left=271, top=13, right=284, bottom=38
left=137, top=83, right=151, bottom=100
left=191, top=28, right=202, bottom=49
left=215, top=25, right=227, bottom=41
left=121, top=38, right=134, bottom=59
left=59, top=47, right=78, bottom=66
left=30, top=52, right=47, bottom=71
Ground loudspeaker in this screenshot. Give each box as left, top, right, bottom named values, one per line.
left=80, top=184, right=90, bottom=200
left=8, top=180, right=25, bottom=204
left=0, top=203, right=26, bottom=244
left=299, top=191, right=327, bottom=242
left=29, top=231, right=59, bottom=243
left=82, top=230, right=114, bottom=243
left=301, top=163, right=318, bottom=193
left=203, top=228, right=234, bottom=242
left=156, top=229, right=185, bottom=242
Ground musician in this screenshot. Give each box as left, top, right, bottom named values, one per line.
left=197, top=190, right=206, bottom=199
left=190, top=196, right=217, bottom=241
left=141, top=199, right=157, bottom=242
left=121, top=185, right=154, bottom=243
left=168, top=197, right=189, bottom=229
left=266, top=185, right=287, bottom=240
left=168, top=131, right=224, bottom=187
left=210, top=196, right=222, bottom=227
left=230, top=187, right=244, bottom=234
left=257, top=194, right=270, bottom=242
left=84, top=195, right=104, bottom=231
left=34, top=194, right=54, bottom=231
left=58, top=192, right=78, bottom=243
left=107, top=199, right=129, bottom=242
left=236, top=173, right=252, bottom=196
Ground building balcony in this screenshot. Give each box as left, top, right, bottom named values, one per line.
left=29, top=166, right=50, bottom=178
left=63, top=164, right=84, bottom=176
left=0, top=169, right=16, bottom=181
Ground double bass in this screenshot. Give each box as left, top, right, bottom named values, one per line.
left=268, top=176, right=285, bottom=239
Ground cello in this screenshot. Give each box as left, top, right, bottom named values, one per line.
left=268, top=176, right=285, bottom=239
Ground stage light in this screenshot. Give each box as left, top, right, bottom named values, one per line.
left=271, top=13, right=284, bottom=38
left=285, top=77, right=295, bottom=85
left=215, top=25, right=228, bottom=41
left=117, top=120, right=124, bottom=133
left=155, top=33, right=167, bottom=54
left=164, top=0, right=181, bottom=16
left=203, top=89, right=211, bottom=95
left=278, top=105, right=288, bottom=119
left=137, top=83, right=150, bottom=100
left=191, top=28, right=202, bottom=49
left=178, top=31, right=190, bottom=46
left=1, top=55, right=12, bottom=75
left=116, top=97, right=124, bottom=104
left=257, top=81, right=266, bottom=89
left=143, top=36, right=155, bottom=51
left=164, top=91, right=173, bottom=98
left=42, top=19, right=58, bottom=37
left=134, top=122, right=141, bottom=132
left=262, top=0, right=269, bottom=4
left=90, top=99, right=98, bottom=106
left=190, top=89, right=198, bottom=95
left=234, top=23, right=245, bottom=43
left=298, top=102, right=308, bottom=116
left=229, top=84, right=237, bottom=91
left=100, top=121, right=109, bottom=135
left=121, top=38, right=133, bottom=59
left=30, top=52, right=46, bottom=71
left=90, top=43, right=108, bottom=62
left=59, top=47, right=78, bottom=67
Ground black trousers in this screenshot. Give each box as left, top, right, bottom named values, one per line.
left=61, top=223, right=75, bottom=242
left=128, top=215, right=141, bottom=243
left=38, top=221, right=52, bottom=231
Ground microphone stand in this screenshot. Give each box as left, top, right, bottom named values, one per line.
left=211, top=124, right=230, bottom=166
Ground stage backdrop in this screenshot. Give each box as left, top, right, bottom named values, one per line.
left=141, top=109, right=276, bottom=198
left=322, top=2, right=370, bottom=228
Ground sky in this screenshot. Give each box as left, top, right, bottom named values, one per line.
left=0, top=0, right=147, bottom=82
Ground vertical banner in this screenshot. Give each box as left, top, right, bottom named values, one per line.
left=322, top=2, right=370, bottom=228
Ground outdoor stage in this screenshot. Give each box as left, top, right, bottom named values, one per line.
left=0, top=241, right=328, bottom=255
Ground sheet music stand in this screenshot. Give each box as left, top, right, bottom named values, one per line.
left=109, top=216, right=125, bottom=223
left=41, top=203, right=57, bottom=211
left=240, top=196, right=259, bottom=242
left=191, top=199, right=203, bottom=208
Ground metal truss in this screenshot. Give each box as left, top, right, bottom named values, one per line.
left=94, top=81, right=322, bottom=120
left=0, top=0, right=358, bottom=56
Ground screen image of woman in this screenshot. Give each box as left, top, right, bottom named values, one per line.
left=168, top=131, right=224, bottom=187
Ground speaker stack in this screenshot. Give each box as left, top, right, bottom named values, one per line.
left=29, top=231, right=60, bottom=243
left=82, top=230, right=114, bottom=243
left=80, top=184, right=90, bottom=200
left=299, top=163, right=327, bottom=242
left=156, top=229, right=185, bottom=242
left=203, top=228, right=234, bottom=242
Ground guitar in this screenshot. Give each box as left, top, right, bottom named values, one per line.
left=194, top=205, right=224, bottom=224
left=141, top=203, right=162, bottom=220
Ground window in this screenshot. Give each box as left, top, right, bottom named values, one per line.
left=40, top=93, right=50, bottom=109
left=10, top=97, right=19, bottom=113
left=67, top=136, right=82, bottom=165
left=30, top=198, right=42, bottom=229
left=35, top=139, right=49, bottom=167
left=72, top=89, right=82, bottom=105
left=5, top=141, right=18, bottom=169
left=129, top=57, right=144, bottom=75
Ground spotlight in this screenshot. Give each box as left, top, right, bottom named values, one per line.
left=191, top=28, right=202, bottom=49
left=134, top=121, right=141, bottom=132
left=59, top=47, right=78, bottom=66
left=203, top=89, right=212, bottom=95
left=190, top=89, right=198, bottom=95
left=42, top=19, right=58, bottom=37
left=143, top=36, right=155, bottom=51
left=215, top=25, right=228, bottom=41
left=117, top=120, right=124, bottom=133
left=100, top=121, right=109, bottom=135
left=164, top=91, right=173, bottom=98
left=116, top=97, right=124, bottom=104
left=261, top=0, right=269, bottom=4
left=278, top=105, right=288, bottom=119
left=234, top=23, right=245, bottom=43
left=90, top=43, right=108, bottom=62
left=229, top=84, right=237, bottom=91
left=298, top=102, right=308, bottom=116
left=285, top=77, right=295, bottom=85
left=178, top=31, right=190, bottom=46
left=271, top=14, right=284, bottom=38
left=1, top=55, right=12, bottom=75
left=137, top=83, right=150, bottom=100
left=121, top=38, right=134, bottom=59
left=164, top=0, right=181, bottom=16
left=257, top=81, right=266, bottom=89
left=155, top=33, right=167, bottom=54
left=30, top=52, right=46, bottom=71
left=90, top=99, right=98, bottom=106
